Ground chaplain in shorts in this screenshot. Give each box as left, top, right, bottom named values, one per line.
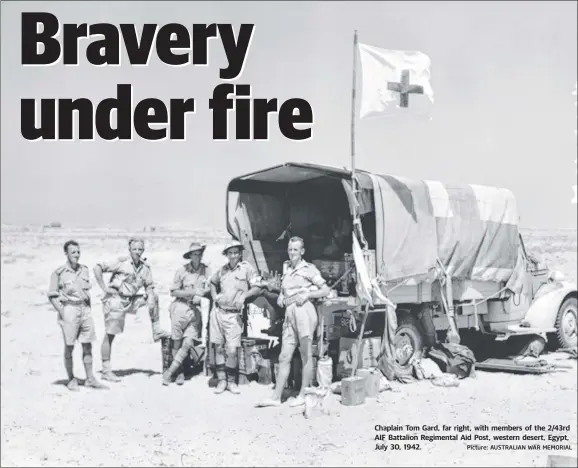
left=257, top=236, right=330, bottom=408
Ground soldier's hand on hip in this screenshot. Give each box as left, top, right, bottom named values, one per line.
left=295, top=292, right=309, bottom=306
left=214, top=294, right=224, bottom=306
left=277, top=294, right=285, bottom=308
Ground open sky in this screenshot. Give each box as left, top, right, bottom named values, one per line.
left=1, top=1, right=576, bottom=230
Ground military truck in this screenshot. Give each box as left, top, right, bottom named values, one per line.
left=226, top=162, right=577, bottom=370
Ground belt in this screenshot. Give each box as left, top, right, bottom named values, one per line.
left=174, top=298, right=197, bottom=307
left=61, top=300, right=89, bottom=307
left=219, top=306, right=241, bottom=313
left=110, top=288, right=142, bottom=300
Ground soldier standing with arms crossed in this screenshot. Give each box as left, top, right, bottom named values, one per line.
left=93, top=237, right=169, bottom=382
left=209, top=241, right=262, bottom=395
left=47, top=240, right=107, bottom=391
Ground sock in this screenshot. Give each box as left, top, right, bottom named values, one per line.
left=64, top=355, right=74, bottom=381
left=167, top=346, right=189, bottom=376
left=226, top=367, right=238, bottom=384
left=83, top=352, right=95, bottom=380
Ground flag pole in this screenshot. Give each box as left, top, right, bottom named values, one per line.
left=350, top=30, right=369, bottom=251
left=350, top=29, right=358, bottom=217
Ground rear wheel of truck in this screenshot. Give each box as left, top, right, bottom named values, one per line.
left=393, top=313, right=424, bottom=375
left=555, top=297, right=577, bottom=349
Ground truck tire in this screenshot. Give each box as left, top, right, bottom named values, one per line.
left=555, top=297, right=577, bottom=349
left=417, top=305, right=438, bottom=348
left=393, top=313, right=425, bottom=376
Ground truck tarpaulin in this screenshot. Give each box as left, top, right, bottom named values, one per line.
left=367, top=173, right=521, bottom=286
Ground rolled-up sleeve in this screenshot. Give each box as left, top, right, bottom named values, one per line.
left=81, top=266, right=92, bottom=290
left=307, top=265, right=326, bottom=288
left=144, top=267, right=155, bottom=292
left=170, top=267, right=184, bottom=292
left=97, top=259, right=120, bottom=274
left=246, top=264, right=260, bottom=288
left=47, top=271, right=60, bottom=298
left=210, top=269, right=221, bottom=287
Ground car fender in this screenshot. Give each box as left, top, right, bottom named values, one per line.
left=523, top=280, right=577, bottom=329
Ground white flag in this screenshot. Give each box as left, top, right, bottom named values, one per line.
left=352, top=235, right=373, bottom=307
left=358, top=43, right=434, bottom=118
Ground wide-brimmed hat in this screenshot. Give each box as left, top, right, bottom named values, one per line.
left=222, top=240, right=245, bottom=256
left=183, top=242, right=206, bottom=259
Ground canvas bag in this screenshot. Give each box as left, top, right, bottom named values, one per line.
left=427, top=342, right=475, bottom=379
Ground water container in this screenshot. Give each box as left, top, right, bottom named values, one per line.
left=356, top=367, right=381, bottom=398
left=341, top=376, right=366, bottom=406
left=316, top=356, right=333, bottom=388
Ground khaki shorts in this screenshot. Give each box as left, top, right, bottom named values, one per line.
left=209, top=306, right=242, bottom=348
left=102, top=294, right=148, bottom=335
left=282, top=301, right=318, bottom=347
left=169, top=300, right=201, bottom=341
left=59, top=304, right=97, bottom=346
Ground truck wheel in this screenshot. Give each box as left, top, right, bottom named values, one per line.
left=555, top=297, right=577, bottom=349
left=393, top=313, right=424, bottom=375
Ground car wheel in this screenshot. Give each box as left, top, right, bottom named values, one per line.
left=555, top=297, right=577, bottom=349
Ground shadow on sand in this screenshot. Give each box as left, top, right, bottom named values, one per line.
left=52, top=378, right=86, bottom=386
left=112, top=368, right=160, bottom=378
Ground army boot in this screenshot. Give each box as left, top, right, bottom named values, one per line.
left=101, top=360, right=121, bottom=382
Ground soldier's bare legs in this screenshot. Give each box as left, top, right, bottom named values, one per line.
left=101, top=334, right=121, bottom=382
left=293, top=336, right=314, bottom=406
left=256, top=340, right=296, bottom=407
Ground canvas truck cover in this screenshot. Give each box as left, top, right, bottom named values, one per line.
left=226, top=163, right=523, bottom=292
left=364, top=173, right=521, bottom=287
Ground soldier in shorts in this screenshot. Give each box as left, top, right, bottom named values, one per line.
left=162, top=242, right=211, bottom=386
left=47, top=240, right=107, bottom=391
left=209, top=241, right=262, bottom=395
left=93, top=237, right=169, bottom=382
left=256, top=236, right=329, bottom=408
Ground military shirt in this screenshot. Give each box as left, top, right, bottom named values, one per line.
left=171, top=262, right=210, bottom=298
left=281, top=259, right=326, bottom=298
left=48, top=262, right=91, bottom=305
left=97, top=257, right=154, bottom=297
left=210, top=261, right=258, bottom=308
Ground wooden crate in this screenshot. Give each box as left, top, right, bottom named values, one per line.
left=238, top=337, right=272, bottom=376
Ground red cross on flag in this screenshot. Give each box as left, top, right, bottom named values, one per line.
left=358, top=43, right=434, bottom=118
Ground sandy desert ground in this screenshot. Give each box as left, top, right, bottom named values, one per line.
left=1, top=225, right=576, bottom=467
